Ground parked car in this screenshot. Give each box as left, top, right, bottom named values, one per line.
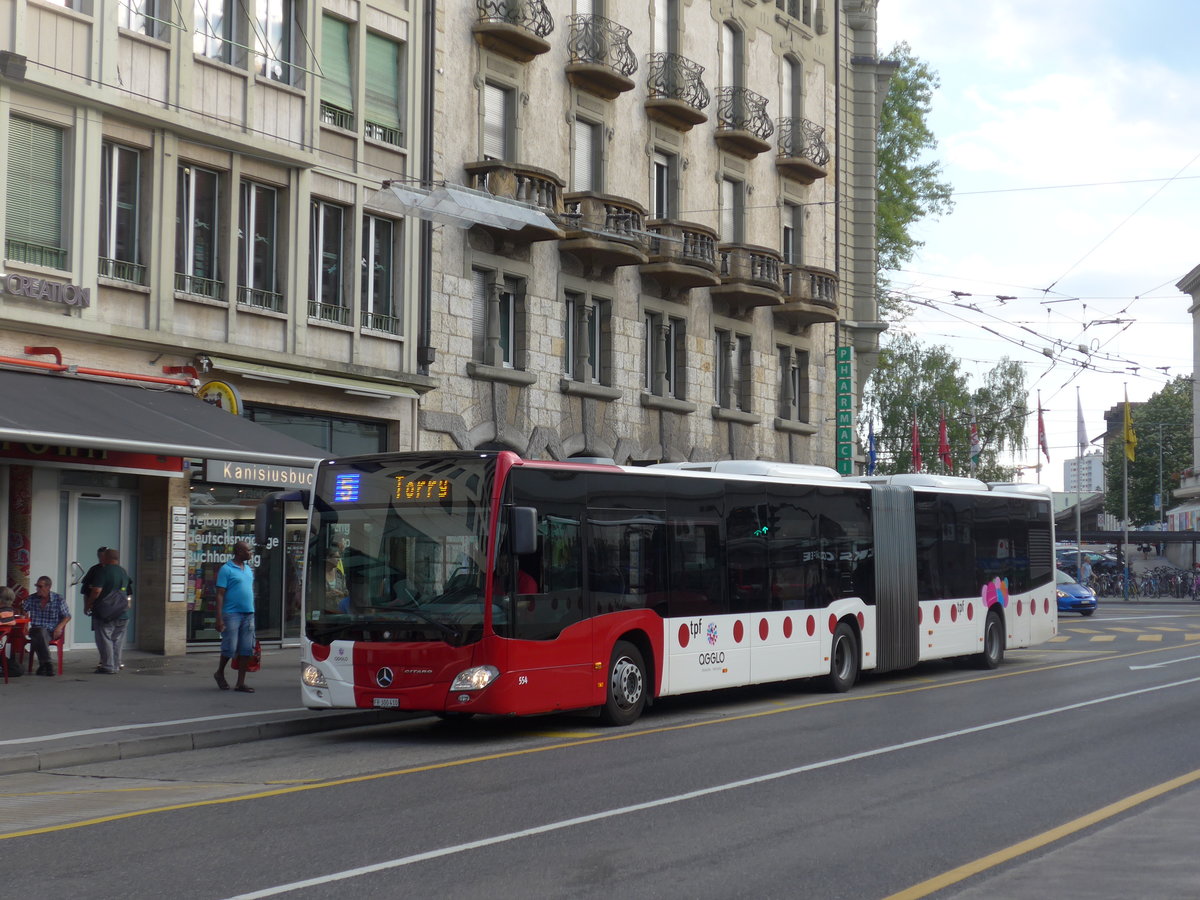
left=1056, top=568, right=1097, bottom=616
left=1056, top=549, right=1121, bottom=578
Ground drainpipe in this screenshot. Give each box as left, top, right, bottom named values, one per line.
left=417, top=0, right=437, bottom=376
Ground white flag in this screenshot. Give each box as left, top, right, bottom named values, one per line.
left=1076, top=390, right=1087, bottom=450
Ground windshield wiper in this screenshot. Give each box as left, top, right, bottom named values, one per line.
left=388, top=605, right=462, bottom=642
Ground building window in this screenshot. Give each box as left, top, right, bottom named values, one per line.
left=645, top=312, right=685, bottom=399
left=361, top=213, right=399, bottom=333
left=176, top=164, right=222, bottom=298
left=310, top=200, right=348, bottom=324
left=652, top=151, right=677, bottom=220
left=256, top=0, right=296, bottom=83
left=652, top=0, right=678, bottom=54
left=99, top=142, right=144, bottom=284
left=565, top=291, right=611, bottom=384
left=716, top=330, right=752, bottom=411
left=6, top=117, right=66, bottom=270
left=473, top=269, right=524, bottom=368
left=364, top=32, right=404, bottom=146
left=721, top=22, right=743, bottom=89
left=782, top=202, right=803, bottom=265
left=244, top=405, right=388, bottom=455
left=482, top=82, right=514, bottom=161
left=779, top=346, right=810, bottom=422
left=783, top=56, right=802, bottom=120
left=720, top=177, right=744, bottom=243
left=238, top=181, right=282, bottom=311
left=320, top=15, right=355, bottom=129
left=572, top=118, right=602, bottom=192
left=194, top=0, right=237, bottom=64
left=120, top=0, right=163, bottom=38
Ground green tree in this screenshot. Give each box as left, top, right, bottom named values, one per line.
left=1104, top=376, right=1192, bottom=527
left=863, top=334, right=1028, bottom=480
left=877, top=42, right=955, bottom=320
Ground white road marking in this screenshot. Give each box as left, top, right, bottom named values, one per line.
left=227, top=676, right=1200, bottom=899
left=1129, top=654, right=1200, bottom=670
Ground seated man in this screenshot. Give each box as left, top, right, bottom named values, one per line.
left=27, top=576, right=71, bottom=676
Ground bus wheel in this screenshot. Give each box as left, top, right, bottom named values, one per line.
left=975, top=610, right=1005, bottom=669
left=600, top=641, right=647, bottom=726
left=824, top=622, right=859, bottom=693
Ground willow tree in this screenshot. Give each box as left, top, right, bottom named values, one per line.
left=864, top=333, right=1028, bottom=480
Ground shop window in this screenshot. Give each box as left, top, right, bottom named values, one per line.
left=242, top=406, right=387, bottom=455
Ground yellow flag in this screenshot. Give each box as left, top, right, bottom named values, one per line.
left=1123, top=389, right=1137, bottom=462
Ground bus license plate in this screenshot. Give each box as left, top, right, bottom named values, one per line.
left=373, top=697, right=399, bottom=709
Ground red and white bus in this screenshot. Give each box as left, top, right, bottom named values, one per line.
left=277, top=451, right=1056, bottom=725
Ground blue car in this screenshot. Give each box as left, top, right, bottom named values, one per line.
left=1056, top=568, right=1097, bottom=616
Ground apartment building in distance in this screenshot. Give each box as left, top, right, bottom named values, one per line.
left=418, top=0, right=892, bottom=465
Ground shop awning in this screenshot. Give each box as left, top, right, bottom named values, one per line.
left=197, top=355, right=419, bottom=399
left=0, top=369, right=325, bottom=466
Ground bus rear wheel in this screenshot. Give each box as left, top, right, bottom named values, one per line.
left=824, top=622, right=859, bottom=693
left=975, top=610, right=1005, bottom=669
left=600, top=641, right=647, bottom=726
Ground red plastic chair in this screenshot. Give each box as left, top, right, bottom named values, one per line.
left=27, top=631, right=65, bottom=675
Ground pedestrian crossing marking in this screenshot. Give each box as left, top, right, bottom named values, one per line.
left=1136, top=634, right=1163, bottom=642
left=1148, top=626, right=1184, bottom=632
left=1089, top=635, right=1116, bottom=642
left=1109, top=627, right=1144, bottom=633
left=1048, top=636, right=1071, bottom=643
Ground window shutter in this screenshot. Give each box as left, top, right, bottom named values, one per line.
left=573, top=120, right=596, bottom=192
left=483, top=84, right=508, bottom=160
left=364, top=33, right=401, bottom=129
left=321, top=17, right=354, bottom=112
left=6, top=118, right=63, bottom=250
left=472, top=270, right=489, bottom=360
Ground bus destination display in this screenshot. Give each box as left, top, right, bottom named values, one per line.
left=394, top=474, right=451, bottom=504
left=332, top=472, right=362, bottom=503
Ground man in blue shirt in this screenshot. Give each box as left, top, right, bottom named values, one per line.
left=214, top=540, right=257, bottom=692
left=28, top=575, right=71, bottom=676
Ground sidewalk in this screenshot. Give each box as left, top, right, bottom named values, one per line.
left=0, top=647, right=400, bottom=776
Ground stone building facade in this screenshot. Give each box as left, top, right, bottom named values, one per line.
left=418, top=0, right=891, bottom=467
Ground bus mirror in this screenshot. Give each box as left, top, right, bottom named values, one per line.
left=255, top=489, right=310, bottom=549
left=511, top=506, right=537, bottom=556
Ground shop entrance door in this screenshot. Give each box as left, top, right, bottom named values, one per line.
left=65, top=492, right=135, bottom=649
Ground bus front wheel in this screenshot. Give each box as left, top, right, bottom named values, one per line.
left=600, top=641, right=647, bottom=726
left=824, top=622, right=859, bottom=693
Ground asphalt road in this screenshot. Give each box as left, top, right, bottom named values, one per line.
left=4, top=605, right=1200, bottom=900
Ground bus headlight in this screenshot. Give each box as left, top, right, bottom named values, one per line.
left=451, top=665, right=500, bottom=691
left=301, top=662, right=328, bottom=688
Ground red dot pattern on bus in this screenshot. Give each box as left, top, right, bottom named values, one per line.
left=733, top=620, right=744, bottom=643
left=759, top=618, right=769, bottom=641
left=783, top=617, right=793, bottom=639
left=678, top=623, right=689, bottom=648
left=806, top=616, right=816, bottom=636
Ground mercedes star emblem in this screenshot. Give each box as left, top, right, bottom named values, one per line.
left=376, top=667, right=394, bottom=688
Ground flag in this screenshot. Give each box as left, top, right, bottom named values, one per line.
left=1124, top=388, right=1137, bottom=462
left=867, top=418, right=877, bottom=475
left=1076, top=390, right=1088, bottom=451
left=1037, top=403, right=1050, bottom=462
left=937, top=410, right=952, bottom=470
left=911, top=412, right=923, bottom=472
left=969, top=412, right=982, bottom=466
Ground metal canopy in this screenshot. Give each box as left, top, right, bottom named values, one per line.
left=369, top=181, right=558, bottom=233
left=0, top=369, right=324, bottom=466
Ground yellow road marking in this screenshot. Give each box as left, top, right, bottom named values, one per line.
left=1090, top=635, right=1116, bottom=642
left=1109, top=627, right=1144, bottom=633
left=1048, top=636, right=1071, bottom=643
left=1137, top=634, right=1164, bottom=642
left=4, top=639, right=1198, bottom=841
left=882, top=767, right=1200, bottom=899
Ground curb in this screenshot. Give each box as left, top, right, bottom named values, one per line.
left=0, top=710, right=406, bottom=776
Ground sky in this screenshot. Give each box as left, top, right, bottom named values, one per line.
left=875, top=0, right=1200, bottom=491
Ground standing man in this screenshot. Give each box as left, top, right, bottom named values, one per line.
left=85, top=548, right=132, bottom=675
left=214, top=540, right=257, bottom=693
left=28, top=575, right=71, bottom=676
left=1078, top=556, right=1093, bottom=590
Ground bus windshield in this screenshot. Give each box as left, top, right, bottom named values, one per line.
left=305, top=455, right=498, bottom=646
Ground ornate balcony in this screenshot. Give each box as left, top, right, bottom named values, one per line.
left=776, top=117, right=830, bottom=183
left=565, top=14, right=637, bottom=99
left=644, top=52, right=710, bottom=131
left=559, top=193, right=648, bottom=270
left=775, top=264, right=839, bottom=331
left=640, top=220, right=719, bottom=294
left=472, top=0, right=554, bottom=62
left=464, top=160, right=565, bottom=244
left=710, top=244, right=783, bottom=315
left=715, top=87, right=774, bottom=159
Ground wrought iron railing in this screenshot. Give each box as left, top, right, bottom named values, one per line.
left=362, top=310, right=400, bottom=334
left=308, top=299, right=350, bottom=325
left=475, top=0, right=554, bottom=38
left=239, top=286, right=286, bottom=312
left=645, top=52, right=710, bottom=110
left=175, top=272, right=224, bottom=300
left=364, top=120, right=403, bottom=147
left=776, top=117, right=829, bottom=166
left=98, top=257, right=147, bottom=285
left=566, top=14, right=637, bottom=77
left=319, top=102, right=355, bottom=131
left=716, top=87, right=774, bottom=141
left=6, top=239, right=67, bottom=270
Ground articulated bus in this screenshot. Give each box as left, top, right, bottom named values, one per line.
left=269, top=451, right=1056, bottom=725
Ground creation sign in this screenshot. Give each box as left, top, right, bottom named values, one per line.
left=0, top=272, right=91, bottom=307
